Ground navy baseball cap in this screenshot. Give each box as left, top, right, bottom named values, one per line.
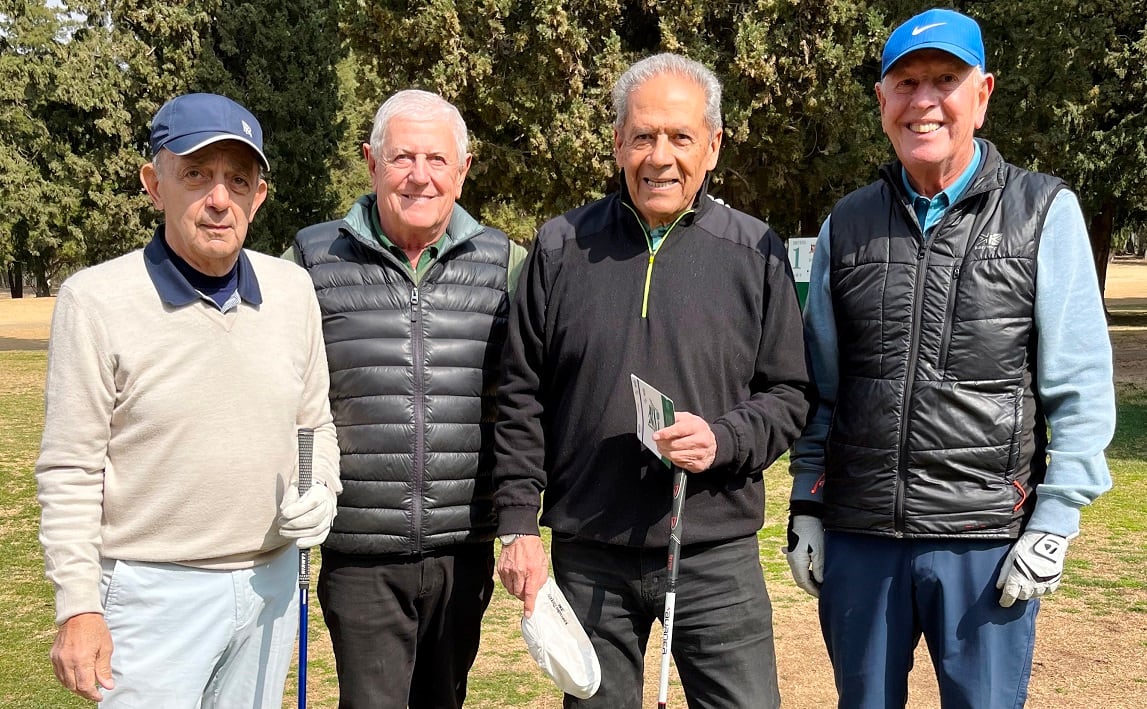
left=149, top=93, right=270, bottom=171
left=881, top=8, right=986, bottom=78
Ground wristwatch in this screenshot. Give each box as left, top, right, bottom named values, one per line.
left=499, top=533, right=523, bottom=546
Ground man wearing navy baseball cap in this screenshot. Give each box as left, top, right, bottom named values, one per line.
left=149, top=91, right=271, bottom=172
left=37, top=92, right=341, bottom=705
left=786, top=7, right=1115, bottom=707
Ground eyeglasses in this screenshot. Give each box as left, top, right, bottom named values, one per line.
left=380, top=153, right=457, bottom=172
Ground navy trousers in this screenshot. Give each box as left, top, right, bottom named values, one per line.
left=554, top=534, right=781, bottom=709
left=819, top=531, right=1040, bottom=709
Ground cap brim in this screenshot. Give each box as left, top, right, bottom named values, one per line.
left=164, top=132, right=270, bottom=172
left=882, top=42, right=982, bottom=77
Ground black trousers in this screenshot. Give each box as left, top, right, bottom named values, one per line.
left=553, top=534, right=781, bottom=709
left=317, top=543, right=495, bottom=709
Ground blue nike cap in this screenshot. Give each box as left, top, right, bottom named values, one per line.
left=149, top=93, right=270, bottom=171
left=881, top=8, right=986, bottom=78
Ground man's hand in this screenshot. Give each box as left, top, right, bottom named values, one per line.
left=653, top=411, right=717, bottom=473
left=782, top=515, right=825, bottom=598
left=279, top=482, right=338, bottom=548
left=50, top=613, right=115, bottom=701
left=497, top=535, right=548, bottom=618
left=996, top=531, right=1069, bottom=608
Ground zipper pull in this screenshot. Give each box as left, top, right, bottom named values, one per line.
left=410, top=287, right=419, bottom=323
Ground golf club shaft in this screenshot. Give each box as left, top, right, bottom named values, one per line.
left=297, top=428, right=314, bottom=709
left=657, top=465, right=688, bottom=708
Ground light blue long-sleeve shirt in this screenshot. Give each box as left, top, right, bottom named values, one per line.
left=790, top=160, right=1115, bottom=538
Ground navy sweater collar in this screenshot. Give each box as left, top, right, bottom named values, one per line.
left=143, top=225, right=262, bottom=307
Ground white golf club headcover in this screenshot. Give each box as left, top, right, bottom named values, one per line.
left=521, top=578, right=601, bottom=699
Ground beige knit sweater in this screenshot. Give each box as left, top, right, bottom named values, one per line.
left=36, top=248, right=340, bottom=624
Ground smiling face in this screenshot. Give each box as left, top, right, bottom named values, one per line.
left=366, top=115, right=472, bottom=249
left=139, top=142, right=267, bottom=276
left=876, top=49, right=994, bottom=196
left=614, top=73, right=722, bottom=229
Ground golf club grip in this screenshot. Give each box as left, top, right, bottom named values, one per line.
left=666, top=465, right=688, bottom=590
left=298, top=428, right=314, bottom=495
left=297, top=428, right=314, bottom=589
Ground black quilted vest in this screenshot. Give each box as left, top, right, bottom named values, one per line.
left=295, top=211, right=510, bottom=554
left=825, top=141, right=1064, bottom=538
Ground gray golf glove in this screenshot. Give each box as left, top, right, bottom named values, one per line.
left=996, top=531, right=1069, bottom=608
left=783, top=514, right=825, bottom=598
left=279, top=482, right=338, bottom=548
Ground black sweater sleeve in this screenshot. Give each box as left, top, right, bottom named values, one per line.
left=492, top=238, right=552, bottom=536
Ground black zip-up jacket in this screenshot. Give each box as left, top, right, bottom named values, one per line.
left=825, top=140, right=1063, bottom=538
left=295, top=197, right=511, bottom=555
left=494, top=180, right=814, bottom=547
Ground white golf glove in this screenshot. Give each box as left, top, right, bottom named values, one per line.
left=783, top=515, right=825, bottom=598
left=996, top=531, right=1069, bottom=608
left=279, top=482, right=338, bottom=548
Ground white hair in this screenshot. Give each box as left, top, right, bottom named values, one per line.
left=612, top=53, right=723, bottom=137
left=368, top=89, right=469, bottom=161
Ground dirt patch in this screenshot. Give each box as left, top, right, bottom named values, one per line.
left=0, top=295, right=54, bottom=346
left=1105, top=258, right=1147, bottom=305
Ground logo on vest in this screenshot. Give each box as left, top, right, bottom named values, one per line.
left=974, top=232, right=1003, bottom=250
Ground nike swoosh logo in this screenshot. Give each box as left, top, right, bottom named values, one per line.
left=912, top=22, right=946, bottom=35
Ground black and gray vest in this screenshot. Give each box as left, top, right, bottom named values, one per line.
left=824, top=141, right=1064, bottom=539
left=295, top=218, right=511, bottom=555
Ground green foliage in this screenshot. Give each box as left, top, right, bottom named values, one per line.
left=942, top=0, right=1147, bottom=271
left=341, top=0, right=891, bottom=239
left=3, top=1, right=1144, bottom=278
left=342, top=0, right=626, bottom=240
left=191, top=0, right=345, bottom=254
left=0, top=1, right=152, bottom=292
left=0, top=0, right=344, bottom=291
left=695, top=0, right=889, bottom=235
left=976, top=0, right=1147, bottom=212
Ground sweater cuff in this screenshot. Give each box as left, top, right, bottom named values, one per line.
left=710, top=422, right=738, bottom=470
left=497, top=505, right=542, bottom=537
left=1026, top=496, right=1083, bottom=539
left=55, top=586, right=104, bottom=626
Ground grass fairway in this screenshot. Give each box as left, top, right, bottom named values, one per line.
left=0, top=350, right=65, bottom=708
left=2, top=351, right=1145, bottom=706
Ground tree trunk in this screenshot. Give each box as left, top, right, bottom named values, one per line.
left=1088, top=198, right=1115, bottom=318
left=799, top=203, right=821, bottom=238
left=8, top=263, right=24, bottom=299
left=34, top=267, right=51, bottom=298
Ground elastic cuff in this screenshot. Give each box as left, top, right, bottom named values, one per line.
left=1026, top=497, right=1082, bottom=539
left=789, top=500, right=825, bottom=518
left=496, top=505, right=541, bottom=537
left=710, top=422, right=737, bottom=469
left=789, top=470, right=825, bottom=503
